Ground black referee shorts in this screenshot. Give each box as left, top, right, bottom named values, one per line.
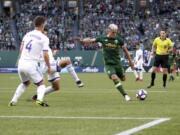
left=154, top=54, right=169, bottom=68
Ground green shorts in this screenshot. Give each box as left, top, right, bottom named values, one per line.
left=105, top=64, right=125, bottom=79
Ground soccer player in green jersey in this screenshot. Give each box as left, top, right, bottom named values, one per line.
left=80, top=24, right=134, bottom=101
left=168, top=51, right=176, bottom=81
left=175, top=49, right=180, bottom=78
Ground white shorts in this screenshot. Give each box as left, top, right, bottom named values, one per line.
left=18, top=60, right=43, bottom=84
left=47, top=72, right=60, bottom=82
left=39, top=60, right=60, bottom=82
left=135, top=61, right=143, bottom=71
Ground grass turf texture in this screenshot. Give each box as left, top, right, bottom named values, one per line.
left=0, top=73, right=180, bottom=135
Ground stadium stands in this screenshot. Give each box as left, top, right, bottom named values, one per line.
left=0, top=0, right=179, bottom=51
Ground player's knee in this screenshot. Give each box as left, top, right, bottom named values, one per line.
left=66, top=59, right=72, bottom=65
left=120, top=76, right=126, bottom=81
left=35, top=80, right=44, bottom=86
left=163, top=69, right=168, bottom=74
left=53, top=84, right=60, bottom=91
left=52, top=81, right=60, bottom=91
left=23, top=80, right=31, bottom=87
left=152, top=67, right=157, bottom=72
left=60, top=59, right=72, bottom=68
left=110, top=74, right=118, bottom=80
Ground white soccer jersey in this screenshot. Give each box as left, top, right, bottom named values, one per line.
left=18, top=30, right=50, bottom=83
left=19, top=30, right=49, bottom=62
left=135, top=49, right=143, bottom=63
left=134, top=49, right=143, bottom=69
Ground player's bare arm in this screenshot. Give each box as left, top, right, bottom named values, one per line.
left=43, top=51, right=51, bottom=74
left=167, top=46, right=173, bottom=53
left=19, top=41, right=24, bottom=53
left=81, top=38, right=96, bottom=44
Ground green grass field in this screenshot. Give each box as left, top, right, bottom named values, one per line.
left=0, top=73, right=180, bottom=135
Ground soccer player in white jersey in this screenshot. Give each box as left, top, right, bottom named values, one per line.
left=9, top=16, right=51, bottom=107
left=31, top=28, right=84, bottom=100
left=133, top=44, right=144, bottom=81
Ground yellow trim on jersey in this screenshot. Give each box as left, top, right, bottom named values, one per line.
left=153, top=37, right=173, bottom=55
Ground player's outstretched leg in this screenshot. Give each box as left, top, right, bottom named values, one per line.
left=112, top=75, right=131, bottom=101
left=58, top=58, right=84, bottom=88
left=9, top=81, right=30, bottom=106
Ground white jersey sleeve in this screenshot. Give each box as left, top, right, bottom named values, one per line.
left=42, top=37, right=50, bottom=51
left=39, top=46, right=55, bottom=63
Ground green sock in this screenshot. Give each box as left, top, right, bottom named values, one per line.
left=113, top=80, right=127, bottom=96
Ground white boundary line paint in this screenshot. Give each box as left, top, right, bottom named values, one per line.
left=0, top=116, right=170, bottom=134
left=115, top=118, right=171, bottom=135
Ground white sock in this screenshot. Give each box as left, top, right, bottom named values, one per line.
left=140, top=71, right=143, bottom=80
left=133, top=70, right=139, bottom=78
left=45, top=86, right=55, bottom=95
left=11, top=83, right=27, bottom=103
left=66, top=64, right=80, bottom=82
left=37, top=85, right=46, bottom=102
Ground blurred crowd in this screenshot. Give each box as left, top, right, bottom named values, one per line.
left=15, top=0, right=75, bottom=50
left=0, top=15, right=16, bottom=51
left=79, top=0, right=179, bottom=50
left=0, top=0, right=179, bottom=52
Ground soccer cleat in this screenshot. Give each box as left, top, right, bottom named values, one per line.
left=135, top=77, right=139, bottom=81
left=32, top=94, right=37, bottom=101
left=163, top=84, right=166, bottom=88
left=124, top=95, right=131, bottom=101
left=36, top=100, right=49, bottom=107
left=147, top=84, right=154, bottom=89
left=8, top=102, right=16, bottom=106
left=76, top=80, right=84, bottom=88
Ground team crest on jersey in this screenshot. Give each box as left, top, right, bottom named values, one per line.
left=107, top=70, right=111, bottom=74
left=114, top=40, right=118, bottom=44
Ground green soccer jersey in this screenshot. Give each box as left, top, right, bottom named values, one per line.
left=96, top=35, right=124, bottom=65
left=168, top=53, right=175, bottom=66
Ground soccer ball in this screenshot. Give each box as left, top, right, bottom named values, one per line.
left=136, top=89, right=148, bottom=100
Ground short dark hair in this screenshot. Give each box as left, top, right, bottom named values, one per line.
left=44, top=26, right=48, bottom=32
left=34, top=16, right=46, bottom=27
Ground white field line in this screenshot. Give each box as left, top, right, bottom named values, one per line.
left=0, top=116, right=170, bottom=134
left=0, top=116, right=166, bottom=120
left=115, top=118, right=170, bottom=135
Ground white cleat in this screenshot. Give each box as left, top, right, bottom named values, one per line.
left=124, top=95, right=131, bottom=101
